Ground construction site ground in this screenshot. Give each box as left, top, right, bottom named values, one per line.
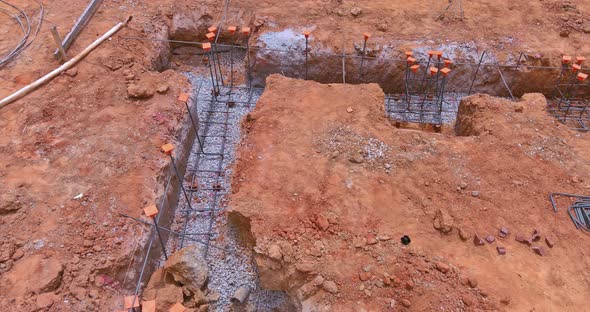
left=0, top=0, right=589, bottom=311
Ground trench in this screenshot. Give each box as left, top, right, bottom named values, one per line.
left=124, top=23, right=586, bottom=312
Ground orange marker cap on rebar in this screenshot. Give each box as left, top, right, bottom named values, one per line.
left=206, top=32, right=216, bottom=42
left=142, top=300, right=156, bottom=312
left=363, top=32, right=371, bottom=40
left=208, top=26, right=218, bottom=33
left=405, top=51, right=413, bottom=57
left=576, top=56, right=586, bottom=64
left=241, top=27, right=251, bottom=35
left=178, top=93, right=190, bottom=103
left=143, top=205, right=159, bottom=218
left=427, top=50, right=436, bottom=57
left=161, top=143, right=175, bottom=155
left=407, top=57, right=416, bottom=64
left=124, top=296, right=140, bottom=309
left=440, top=68, right=451, bottom=76
left=303, top=30, right=311, bottom=38
left=169, top=302, right=187, bottom=312
left=228, top=26, right=237, bottom=34
left=444, top=59, right=453, bottom=67
left=562, top=55, right=572, bottom=64
left=429, top=67, right=439, bottom=75
left=573, top=64, right=581, bottom=72
left=578, top=73, right=588, bottom=81
left=410, top=64, right=420, bottom=73
left=434, top=51, right=443, bottom=59
left=202, top=42, right=212, bottom=52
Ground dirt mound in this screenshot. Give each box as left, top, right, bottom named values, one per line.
left=228, top=75, right=590, bottom=311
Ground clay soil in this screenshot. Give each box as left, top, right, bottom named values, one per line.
left=0, top=0, right=589, bottom=311
left=229, top=75, right=590, bottom=311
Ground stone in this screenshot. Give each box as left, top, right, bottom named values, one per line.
left=127, top=84, right=154, bottom=99
left=532, top=246, right=546, bottom=256
left=64, top=68, right=78, bottom=77
left=315, top=215, right=330, bottom=231
left=458, top=228, right=469, bottom=241
left=3, top=255, right=64, bottom=296
left=559, top=29, right=570, bottom=37
left=268, top=244, right=283, bottom=261
left=467, top=277, right=478, bottom=288
left=401, top=299, right=411, bottom=307
left=461, top=295, right=474, bottom=306
left=0, top=193, right=22, bottom=215
left=514, top=104, right=524, bottom=113
left=11, top=249, right=24, bottom=261
left=350, top=7, right=362, bottom=17
left=322, top=280, right=339, bottom=293
left=376, top=23, right=388, bottom=32
left=499, top=227, right=509, bottom=238
left=359, top=271, right=371, bottom=281
left=311, top=275, right=325, bottom=287
left=349, top=153, right=364, bottom=164
left=295, top=262, right=315, bottom=273
left=485, top=235, right=495, bottom=243
left=473, top=234, right=485, bottom=246
left=496, top=246, right=506, bottom=255
left=156, top=84, right=169, bottom=94
left=433, top=209, right=454, bottom=233
left=169, top=11, right=213, bottom=42
left=471, top=191, right=480, bottom=197
left=435, top=261, right=450, bottom=273
left=459, top=182, right=468, bottom=190
left=545, top=237, right=555, bottom=248
left=35, top=292, right=58, bottom=310
left=70, top=286, right=87, bottom=300
left=346, top=107, right=353, bottom=113
left=164, top=245, right=208, bottom=291
left=531, top=229, right=541, bottom=242
left=206, top=291, right=221, bottom=302
left=366, top=234, right=378, bottom=245
left=405, top=280, right=414, bottom=290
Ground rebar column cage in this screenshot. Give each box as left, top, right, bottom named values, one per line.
left=548, top=56, right=590, bottom=131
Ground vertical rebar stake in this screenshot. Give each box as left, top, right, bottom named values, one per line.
left=468, top=50, right=486, bottom=95
left=151, top=216, right=168, bottom=260
left=360, top=33, right=370, bottom=81
left=304, top=31, right=310, bottom=80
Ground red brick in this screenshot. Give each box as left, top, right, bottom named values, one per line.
left=545, top=237, right=555, bottom=248
left=473, top=234, right=485, bottom=246
left=485, top=235, right=495, bottom=244
left=496, top=246, right=506, bottom=255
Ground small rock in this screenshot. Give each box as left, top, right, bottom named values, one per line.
left=207, top=291, right=221, bottom=302
left=462, top=295, right=474, bottom=306
left=531, top=229, right=541, bottom=242
left=366, top=234, right=377, bottom=245
left=156, top=84, right=169, bottom=94
left=471, top=191, right=480, bottom=197
left=401, top=299, right=411, bottom=307
left=346, top=107, right=354, bottom=113
left=435, top=261, right=450, bottom=273
left=359, top=271, right=371, bottom=281
left=322, top=280, right=339, bottom=293
left=473, top=234, right=485, bottom=246
left=311, top=275, right=325, bottom=286
left=458, top=228, right=469, bottom=241
left=433, top=209, right=454, bottom=234
left=349, top=153, right=364, bottom=164
left=268, top=244, right=283, bottom=261
left=532, top=246, right=546, bottom=256
left=496, top=246, right=506, bottom=255
left=467, top=277, right=478, bottom=288
left=11, top=249, right=24, bottom=261
left=377, top=235, right=391, bottom=241
left=485, top=235, right=495, bottom=243
left=350, top=7, right=362, bottom=17
left=376, top=23, right=388, bottom=32
left=315, top=215, right=330, bottom=231
left=500, top=296, right=511, bottom=305
left=70, top=286, right=87, bottom=301
left=559, top=29, right=570, bottom=37
left=35, top=292, right=57, bottom=310
left=64, top=68, right=78, bottom=77
left=127, top=83, right=155, bottom=99
left=405, top=280, right=414, bottom=290
left=164, top=245, right=208, bottom=292
left=353, top=236, right=366, bottom=248
left=459, top=182, right=468, bottom=190
left=514, top=104, right=524, bottom=113
left=89, top=289, right=99, bottom=299
left=498, top=227, right=509, bottom=238
left=295, top=262, right=315, bottom=273
left=331, top=151, right=340, bottom=159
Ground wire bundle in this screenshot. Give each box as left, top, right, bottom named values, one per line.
left=0, top=0, right=44, bottom=69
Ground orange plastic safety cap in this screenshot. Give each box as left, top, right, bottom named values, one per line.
left=169, top=302, right=187, bottom=312
left=241, top=27, right=251, bottom=35
left=206, top=32, right=216, bottom=42
left=562, top=55, right=572, bottom=63
left=161, top=143, right=175, bottom=155
left=363, top=32, right=371, bottom=40
left=440, top=68, right=451, bottom=76
left=410, top=64, right=420, bottom=72
left=576, top=56, right=586, bottom=64
left=573, top=64, right=581, bottom=72
left=228, top=26, right=237, bottom=33
left=142, top=300, right=156, bottom=312
left=407, top=57, right=416, bottom=64
left=208, top=26, right=217, bottom=33
left=427, top=50, right=436, bottom=57
left=404, top=51, right=413, bottom=57
left=202, top=42, right=212, bottom=51
left=434, top=51, right=443, bottom=58
left=177, top=93, right=190, bottom=103
left=124, top=296, right=140, bottom=309
left=303, top=30, right=311, bottom=38
left=444, top=59, right=453, bottom=67
left=578, top=73, right=588, bottom=81
left=143, top=205, right=159, bottom=218
left=429, top=67, right=439, bottom=75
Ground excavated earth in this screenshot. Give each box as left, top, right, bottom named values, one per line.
left=0, top=0, right=589, bottom=311
left=228, top=75, right=590, bottom=311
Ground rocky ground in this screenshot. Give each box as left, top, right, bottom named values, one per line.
left=0, top=0, right=589, bottom=311
left=228, top=75, right=590, bottom=311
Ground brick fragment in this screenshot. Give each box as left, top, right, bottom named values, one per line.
left=496, top=246, right=506, bottom=255
left=473, top=234, right=485, bottom=246
left=545, top=237, right=555, bottom=248
left=485, top=235, right=495, bottom=244
left=532, top=246, right=546, bottom=256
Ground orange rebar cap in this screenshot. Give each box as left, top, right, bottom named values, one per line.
left=410, top=64, right=420, bottom=73
left=208, top=26, right=217, bottom=33
left=573, top=64, right=581, bottom=72
left=578, top=73, right=588, bottom=81
left=444, top=59, right=453, bottom=67
left=407, top=57, right=416, bottom=64
left=228, top=26, right=237, bottom=34
left=429, top=67, right=439, bottom=75
left=177, top=93, right=189, bottom=103
left=142, top=300, right=156, bottom=312
left=363, top=32, right=371, bottom=40
left=562, top=55, right=572, bottom=64
left=241, top=27, right=251, bottom=35
left=440, top=68, right=451, bottom=76
left=434, top=51, right=443, bottom=59
left=404, top=51, right=413, bottom=57
left=169, top=302, right=187, bottom=312
left=161, top=143, right=175, bottom=155
left=427, top=50, right=436, bottom=57
left=576, top=56, right=586, bottom=64
left=143, top=205, right=159, bottom=218
left=124, top=296, right=140, bottom=309
left=206, top=32, right=216, bottom=42
left=202, top=42, right=212, bottom=51
left=303, top=30, right=311, bottom=38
